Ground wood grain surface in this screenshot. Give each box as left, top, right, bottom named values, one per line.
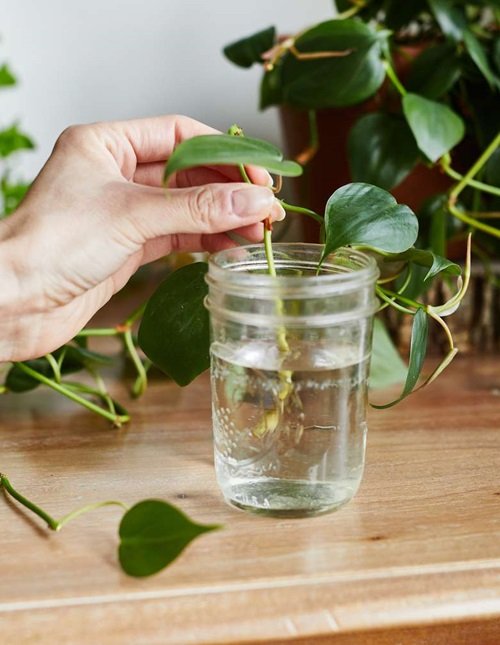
left=0, top=353, right=499, bottom=644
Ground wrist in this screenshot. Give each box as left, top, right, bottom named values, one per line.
left=0, top=227, right=22, bottom=314
left=0, top=214, right=42, bottom=362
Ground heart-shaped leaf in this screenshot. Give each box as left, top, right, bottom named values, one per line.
left=402, top=93, right=465, bottom=162
left=323, top=183, right=418, bottom=257
left=280, top=19, right=386, bottom=108
left=223, top=26, right=275, bottom=68
left=119, top=499, right=220, bottom=577
left=348, top=113, right=420, bottom=190
left=138, top=263, right=210, bottom=386
left=164, top=134, right=302, bottom=184
left=371, top=308, right=428, bottom=408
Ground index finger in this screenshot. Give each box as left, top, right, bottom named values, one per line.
left=104, top=114, right=272, bottom=186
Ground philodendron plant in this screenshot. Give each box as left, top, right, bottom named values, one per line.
left=1, top=127, right=470, bottom=579
left=223, top=1, right=500, bottom=260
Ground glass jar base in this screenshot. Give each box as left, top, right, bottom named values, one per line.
left=222, top=478, right=358, bottom=518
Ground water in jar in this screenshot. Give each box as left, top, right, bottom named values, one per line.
left=211, top=340, right=369, bottom=517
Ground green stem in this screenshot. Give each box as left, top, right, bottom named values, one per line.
left=57, top=500, right=128, bottom=530
left=336, top=0, right=365, bottom=19
left=383, top=60, right=407, bottom=96
left=279, top=200, right=323, bottom=224
left=0, top=473, right=128, bottom=532
left=449, top=132, right=500, bottom=202
left=238, top=163, right=251, bottom=184
left=76, top=328, right=118, bottom=338
left=427, top=308, right=454, bottom=352
left=376, top=285, right=417, bottom=315
left=377, top=265, right=413, bottom=311
left=449, top=203, right=500, bottom=239
left=124, top=301, right=147, bottom=327
left=88, top=368, right=117, bottom=417
left=44, top=353, right=61, bottom=383
left=264, top=225, right=290, bottom=350
left=123, top=329, right=148, bottom=397
left=62, top=381, right=120, bottom=418
left=441, top=157, right=500, bottom=198
left=14, top=363, right=128, bottom=426
left=263, top=225, right=277, bottom=278
left=1, top=473, right=59, bottom=530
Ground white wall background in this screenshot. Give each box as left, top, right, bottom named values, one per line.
left=2, top=0, right=333, bottom=179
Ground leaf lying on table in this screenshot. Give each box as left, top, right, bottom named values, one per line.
left=119, top=500, right=220, bottom=577
left=138, top=262, right=210, bottom=386
left=0, top=474, right=220, bottom=579
left=163, top=134, right=302, bottom=184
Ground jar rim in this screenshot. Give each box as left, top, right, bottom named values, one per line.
left=207, top=243, right=379, bottom=291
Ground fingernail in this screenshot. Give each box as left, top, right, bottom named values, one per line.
left=271, top=201, right=286, bottom=222
left=232, top=186, right=274, bottom=217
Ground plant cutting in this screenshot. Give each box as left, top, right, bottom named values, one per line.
left=0, top=472, right=219, bottom=577
left=223, top=1, right=500, bottom=290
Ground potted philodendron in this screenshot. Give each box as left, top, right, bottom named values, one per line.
left=1, top=127, right=470, bottom=575
left=223, top=1, right=500, bottom=349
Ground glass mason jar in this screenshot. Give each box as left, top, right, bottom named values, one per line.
left=205, top=243, right=379, bottom=518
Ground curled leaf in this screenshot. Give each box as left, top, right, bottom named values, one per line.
left=371, top=308, right=429, bottom=409
left=428, top=234, right=471, bottom=317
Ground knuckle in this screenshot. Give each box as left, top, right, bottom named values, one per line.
left=55, top=124, right=90, bottom=149
left=190, top=187, right=228, bottom=231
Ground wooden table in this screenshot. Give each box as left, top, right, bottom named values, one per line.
left=1, top=355, right=499, bottom=644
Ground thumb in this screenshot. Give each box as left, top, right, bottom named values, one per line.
left=118, top=182, right=284, bottom=241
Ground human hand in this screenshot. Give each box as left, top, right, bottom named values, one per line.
left=0, top=115, right=284, bottom=361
